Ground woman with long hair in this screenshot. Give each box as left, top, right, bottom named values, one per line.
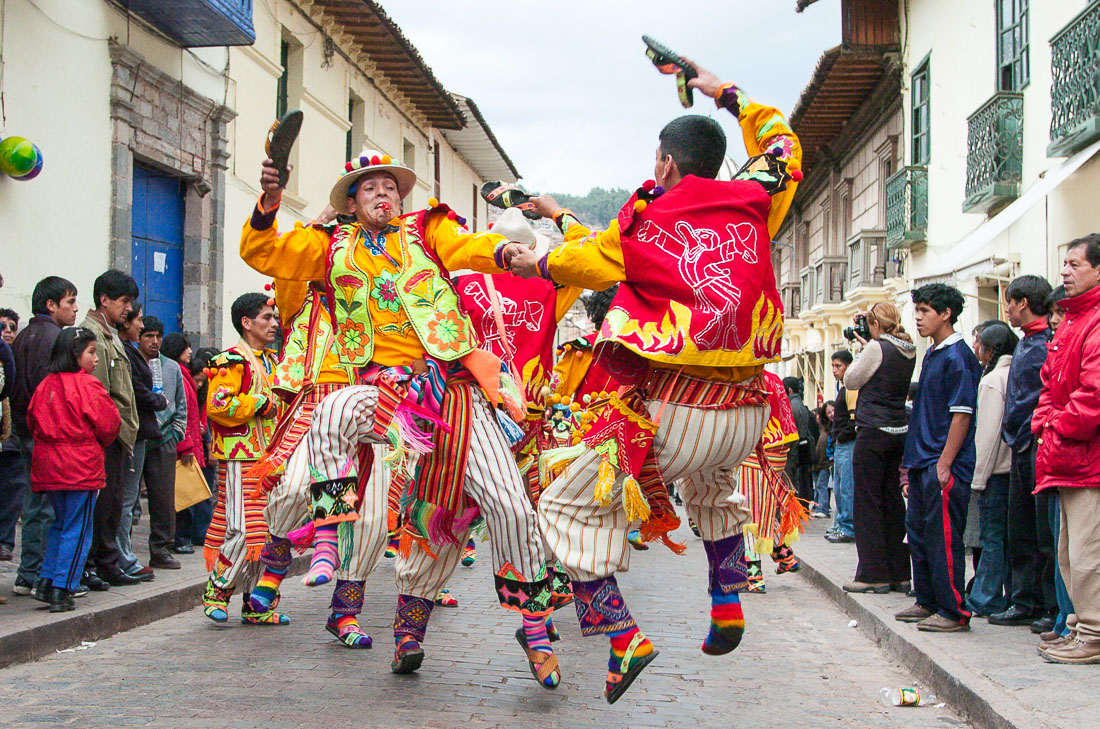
left=967, top=322, right=1018, bottom=616
left=840, top=302, right=917, bottom=593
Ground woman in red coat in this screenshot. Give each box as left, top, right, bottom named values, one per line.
left=28, top=327, right=122, bottom=611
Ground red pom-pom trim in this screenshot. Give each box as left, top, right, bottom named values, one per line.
left=641, top=179, right=656, bottom=191
left=344, top=161, right=354, bottom=172
left=791, top=169, right=804, bottom=182
left=371, top=155, right=381, bottom=165
left=263, top=283, right=272, bottom=291
left=446, top=210, right=457, bottom=220
left=488, top=223, right=494, bottom=230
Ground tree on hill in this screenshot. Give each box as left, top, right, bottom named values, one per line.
left=545, top=187, right=631, bottom=230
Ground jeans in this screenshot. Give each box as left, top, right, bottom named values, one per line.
left=117, top=440, right=148, bottom=574
left=813, top=468, right=832, bottom=516
left=967, top=473, right=1011, bottom=616
left=832, top=440, right=855, bottom=537
left=1048, top=493, right=1075, bottom=635
left=13, top=433, right=54, bottom=582
left=0, top=443, right=28, bottom=548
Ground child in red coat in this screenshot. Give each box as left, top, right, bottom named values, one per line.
left=28, top=327, right=122, bottom=611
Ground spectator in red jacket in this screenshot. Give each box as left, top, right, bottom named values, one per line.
left=1034, top=233, right=1100, bottom=664
left=28, top=327, right=122, bottom=612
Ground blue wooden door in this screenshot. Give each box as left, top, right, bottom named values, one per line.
left=131, top=164, right=184, bottom=334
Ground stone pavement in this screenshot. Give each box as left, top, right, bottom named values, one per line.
left=0, top=511, right=307, bottom=668
left=795, top=516, right=1089, bottom=729
left=1, top=522, right=970, bottom=729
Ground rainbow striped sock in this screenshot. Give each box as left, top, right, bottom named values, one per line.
left=304, top=524, right=338, bottom=586
left=702, top=590, right=745, bottom=655
left=608, top=625, right=653, bottom=673
left=250, top=564, right=288, bottom=611
left=522, top=615, right=559, bottom=687
left=544, top=614, right=558, bottom=642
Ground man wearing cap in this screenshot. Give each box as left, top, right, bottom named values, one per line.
left=240, top=151, right=563, bottom=688
left=506, top=59, right=802, bottom=703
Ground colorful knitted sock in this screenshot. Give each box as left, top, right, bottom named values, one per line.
left=608, top=625, right=653, bottom=673
left=384, top=531, right=398, bottom=559
left=393, top=594, right=433, bottom=651
left=461, top=538, right=477, bottom=566
left=522, top=615, right=559, bottom=688
left=544, top=614, right=559, bottom=642
left=303, top=524, right=338, bottom=586
left=328, top=614, right=373, bottom=648
left=250, top=536, right=292, bottom=612
left=702, top=590, right=745, bottom=655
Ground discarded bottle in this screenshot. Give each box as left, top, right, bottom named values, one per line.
left=880, top=687, right=935, bottom=707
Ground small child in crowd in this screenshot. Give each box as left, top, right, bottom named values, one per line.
left=27, top=327, right=122, bottom=612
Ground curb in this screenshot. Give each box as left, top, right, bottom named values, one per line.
left=0, top=555, right=309, bottom=670
left=796, top=556, right=1058, bottom=729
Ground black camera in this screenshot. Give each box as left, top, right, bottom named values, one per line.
left=843, top=315, right=871, bottom=342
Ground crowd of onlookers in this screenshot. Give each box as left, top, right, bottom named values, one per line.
left=782, top=233, right=1100, bottom=664
left=0, top=271, right=217, bottom=612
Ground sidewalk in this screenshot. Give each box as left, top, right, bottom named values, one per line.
left=0, top=513, right=306, bottom=669
left=794, top=516, right=1090, bottom=729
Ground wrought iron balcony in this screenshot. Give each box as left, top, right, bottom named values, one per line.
left=963, top=92, right=1023, bottom=214
left=117, top=1, right=255, bottom=47
left=885, top=166, right=927, bottom=249
left=1049, top=1, right=1100, bottom=157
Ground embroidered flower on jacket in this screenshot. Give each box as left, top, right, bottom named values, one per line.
left=370, top=270, right=402, bottom=314
left=337, top=320, right=368, bottom=359
left=425, top=310, right=468, bottom=352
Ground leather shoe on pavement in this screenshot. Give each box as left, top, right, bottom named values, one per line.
left=82, top=570, right=110, bottom=591
left=825, top=532, right=855, bottom=543
left=895, top=603, right=934, bottom=623
left=1030, top=616, right=1055, bottom=634
left=843, top=581, right=890, bottom=594
left=917, top=614, right=970, bottom=632
left=130, top=566, right=156, bottom=582
left=988, top=605, right=1038, bottom=626
left=171, top=542, right=195, bottom=555
left=101, top=570, right=142, bottom=586
left=890, top=581, right=912, bottom=593
left=1037, top=632, right=1073, bottom=655
left=149, top=554, right=181, bottom=570
left=1041, top=637, right=1100, bottom=664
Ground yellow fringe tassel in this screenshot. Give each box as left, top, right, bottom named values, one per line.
left=594, top=457, right=615, bottom=506
left=622, top=475, right=651, bottom=522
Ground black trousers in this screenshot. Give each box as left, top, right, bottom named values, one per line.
left=89, top=439, right=129, bottom=576
left=852, top=428, right=910, bottom=584
left=143, top=442, right=177, bottom=557
left=1007, top=442, right=1057, bottom=612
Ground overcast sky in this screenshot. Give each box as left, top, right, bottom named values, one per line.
left=384, top=1, right=840, bottom=195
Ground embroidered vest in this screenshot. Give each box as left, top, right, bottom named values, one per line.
left=325, top=211, right=478, bottom=366
left=599, top=175, right=784, bottom=368
left=210, top=346, right=278, bottom=461
left=272, top=286, right=348, bottom=397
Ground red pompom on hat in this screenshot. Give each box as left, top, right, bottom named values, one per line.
left=641, top=179, right=656, bottom=191
left=370, top=155, right=381, bottom=165
left=791, top=169, right=804, bottom=182
left=344, top=161, right=354, bottom=173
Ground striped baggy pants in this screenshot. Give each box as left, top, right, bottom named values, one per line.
left=209, top=462, right=262, bottom=590
left=539, top=401, right=768, bottom=582
left=394, top=388, right=546, bottom=598
left=264, top=436, right=391, bottom=581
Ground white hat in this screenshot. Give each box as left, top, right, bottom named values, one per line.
left=329, top=148, right=417, bottom=209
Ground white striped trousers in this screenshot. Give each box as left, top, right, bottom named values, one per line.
left=394, top=388, right=546, bottom=598
left=538, top=401, right=768, bottom=582
left=263, top=436, right=391, bottom=581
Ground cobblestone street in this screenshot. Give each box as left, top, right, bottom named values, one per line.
left=3, top=526, right=969, bottom=729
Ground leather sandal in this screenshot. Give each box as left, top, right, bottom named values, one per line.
left=480, top=181, right=540, bottom=220
left=604, top=633, right=658, bottom=705
left=265, top=109, right=304, bottom=188
left=514, top=628, right=560, bottom=689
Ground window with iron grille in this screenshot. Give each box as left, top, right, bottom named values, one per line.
left=911, top=58, right=931, bottom=165
left=997, top=0, right=1029, bottom=91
